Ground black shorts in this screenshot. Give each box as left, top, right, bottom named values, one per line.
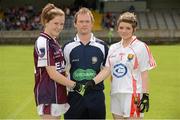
left=64, top=90, right=106, bottom=119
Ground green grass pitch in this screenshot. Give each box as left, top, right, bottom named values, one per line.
left=0, top=45, right=180, bottom=119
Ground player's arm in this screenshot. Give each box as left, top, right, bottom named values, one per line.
left=92, top=41, right=110, bottom=84
left=94, top=66, right=111, bottom=84
left=137, top=43, right=155, bottom=112
left=85, top=43, right=110, bottom=89
left=84, top=66, right=111, bottom=90
left=141, top=70, right=149, bottom=93
left=138, top=70, right=149, bottom=113
left=46, top=66, right=77, bottom=88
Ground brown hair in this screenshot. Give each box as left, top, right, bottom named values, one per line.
left=40, top=3, right=64, bottom=26
left=74, top=7, right=94, bottom=24
left=117, top=12, right=137, bottom=29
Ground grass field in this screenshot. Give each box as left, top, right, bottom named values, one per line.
left=0, top=45, right=180, bottom=119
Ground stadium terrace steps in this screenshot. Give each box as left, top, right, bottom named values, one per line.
left=163, top=12, right=176, bottom=29
left=154, top=11, right=167, bottom=29
left=136, top=14, right=140, bottom=30
left=137, top=10, right=180, bottom=30
left=172, top=11, right=180, bottom=29
left=122, top=10, right=180, bottom=30
left=147, top=12, right=158, bottom=29
left=138, top=12, right=149, bottom=29
left=82, top=10, right=180, bottom=31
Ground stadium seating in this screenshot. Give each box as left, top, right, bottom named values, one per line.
left=164, top=12, right=176, bottom=29
left=135, top=10, right=180, bottom=30
left=172, top=11, right=180, bottom=29
left=1, top=5, right=180, bottom=45
left=138, top=12, right=149, bottom=29
left=146, top=12, right=158, bottom=29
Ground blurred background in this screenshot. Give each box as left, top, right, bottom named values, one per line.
left=1, top=0, right=180, bottom=45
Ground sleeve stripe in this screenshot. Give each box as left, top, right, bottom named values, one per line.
left=144, top=44, right=157, bottom=68
left=46, top=40, right=50, bottom=66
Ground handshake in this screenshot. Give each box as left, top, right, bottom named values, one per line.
left=72, top=80, right=96, bottom=96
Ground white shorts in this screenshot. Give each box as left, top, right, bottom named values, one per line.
left=37, top=103, right=70, bottom=117
left=111, top=93, right=144, bottom=118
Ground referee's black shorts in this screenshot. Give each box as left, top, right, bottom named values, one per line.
left=64, top=90, right=106, bottom=119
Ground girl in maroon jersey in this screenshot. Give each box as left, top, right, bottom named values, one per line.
left=33, top=3, right=82, bottom=119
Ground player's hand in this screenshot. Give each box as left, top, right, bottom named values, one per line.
left=73, top=82, right=85, bottom=96
left=138, top=93, right=149, bottom=113
left=84, top=80, right=96, bottom=93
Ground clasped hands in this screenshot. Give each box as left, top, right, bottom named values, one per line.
left=72, top=80, right=95, bottom=96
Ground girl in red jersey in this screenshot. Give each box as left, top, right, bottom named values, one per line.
left=86, top=12, right=156, bottom=119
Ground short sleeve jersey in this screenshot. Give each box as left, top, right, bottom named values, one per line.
left=33, top=32, right=67, bottom=105
left=106, top=36, right=156, bottom=94
left=63, top=33, right=109, bottom=90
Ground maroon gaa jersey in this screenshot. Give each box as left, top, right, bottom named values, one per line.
left=33, top=32, right=67, bottom=106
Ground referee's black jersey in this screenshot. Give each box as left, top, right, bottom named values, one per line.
left=63, top=33, right=109, bottom=90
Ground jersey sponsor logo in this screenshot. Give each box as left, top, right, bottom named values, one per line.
left=73, top=69, right=96, bottom=81
left=55, top=61, right=65, bottom=72
left=38, top=48, right=45, bottom=58
left=113, top=63, right=127, bottom=78
left=92, top=56, right=98, bottom=64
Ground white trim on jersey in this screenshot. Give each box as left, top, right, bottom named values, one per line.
left=131, top=40, right=156, bottom=72
left=74, top=33, right=96, bottom=42
left=63, top=41, right=81, bottom=68
left=63, top=33, right=107, bottom=69
left=37, top=103, right=70, bottom=117
left=55, top=82, right=58, bottom=103
left=36, top=36, right=48, bottom=67
left=89, top=42, right=106, bottom=61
